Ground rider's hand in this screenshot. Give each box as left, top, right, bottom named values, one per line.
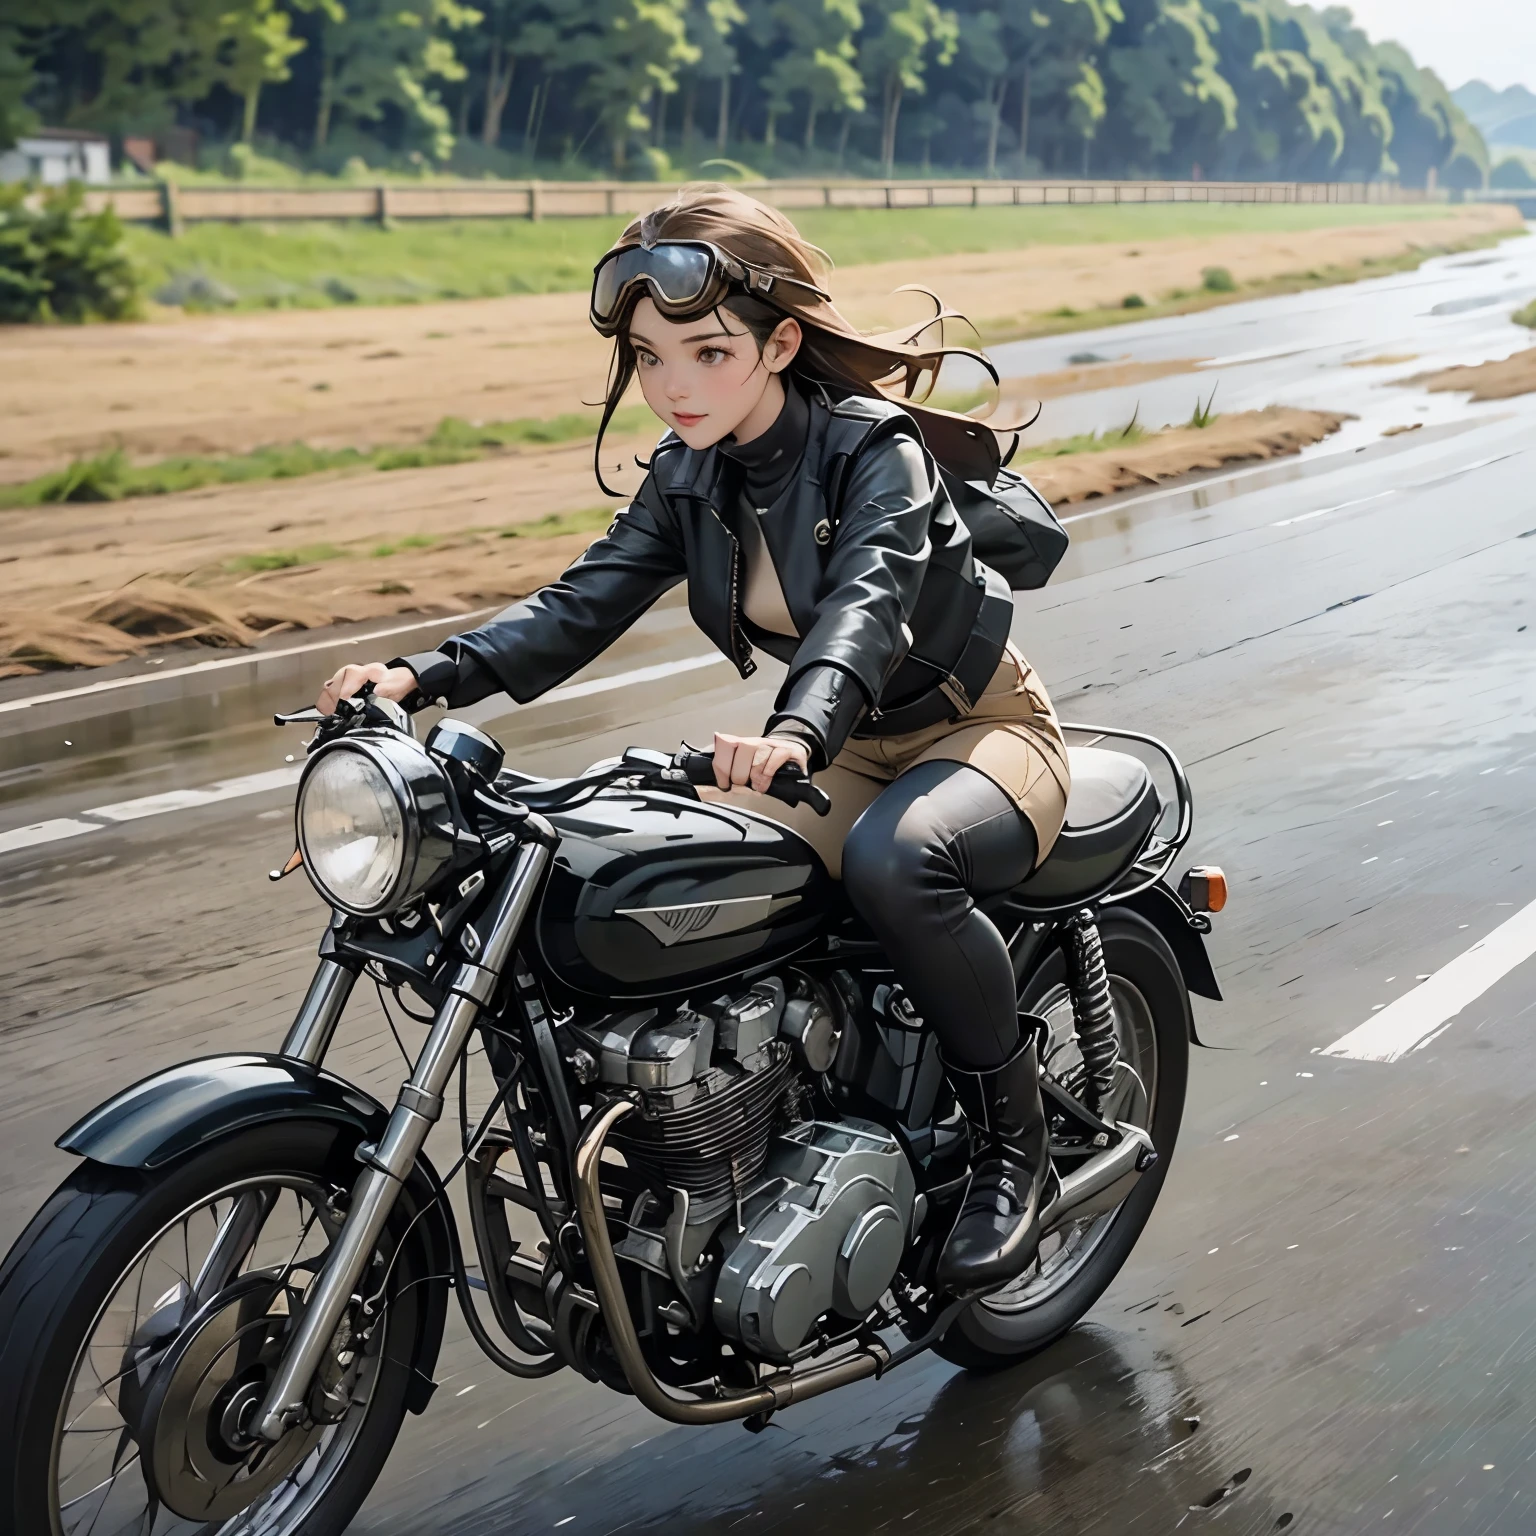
left=316, top=662, right=420, bottom=716
left=712, top=732, right=812, bottom=795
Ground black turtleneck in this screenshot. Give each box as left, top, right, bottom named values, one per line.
left=718, top=378, right=809, bottom=508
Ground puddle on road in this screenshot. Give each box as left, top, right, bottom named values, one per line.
left=429, top=1324, right=1288, bottom=1536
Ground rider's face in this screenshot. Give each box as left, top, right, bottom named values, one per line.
left=626, top=297, right=800, bottom=450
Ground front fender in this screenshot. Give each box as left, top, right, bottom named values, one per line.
left=58, top=1053, right=451, bottom=1415
left=58, top=1053, right=388, bottom=1169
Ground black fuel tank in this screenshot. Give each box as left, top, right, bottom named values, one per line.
left=536, top=789, right=833, bottom=1000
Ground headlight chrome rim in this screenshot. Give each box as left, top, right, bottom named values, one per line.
left=297, top=734, right=453, bottom=917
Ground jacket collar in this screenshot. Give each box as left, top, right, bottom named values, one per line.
left=658, top=383, right=836, bottom=505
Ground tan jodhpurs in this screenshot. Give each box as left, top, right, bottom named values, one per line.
left=708, top=644, right=1071, bottom=878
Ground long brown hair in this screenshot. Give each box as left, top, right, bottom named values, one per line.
left=591, top=182, right=1024, bottom=495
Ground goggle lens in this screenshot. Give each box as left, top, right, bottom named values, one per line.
left=592, top=242, right=717, bottom=321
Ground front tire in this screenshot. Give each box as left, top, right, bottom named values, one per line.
left=0, top=1122, right=425, bottom=1536
left=936, top=909, right=1190, bottom=1371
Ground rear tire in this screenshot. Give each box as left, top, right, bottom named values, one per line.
left=0, top=1122, right=424, bottom=1536
left=935, top=909, right=1190, bottom=1371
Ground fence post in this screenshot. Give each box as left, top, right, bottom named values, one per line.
left=528, top=180, right=542, bottom=221
left=605, top=186, right=615, bottom=216
left=823, top=184, right=832, bottom=207
left=160, top=178, right=183, bottom=237
left=376, top=184, right=391, bottom=227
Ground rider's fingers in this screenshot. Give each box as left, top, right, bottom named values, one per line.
left=712, top=733, right=742, bottom=791
left=749, top=740, right=792, bottom=794
left=726, top=740, right=757, bottom=789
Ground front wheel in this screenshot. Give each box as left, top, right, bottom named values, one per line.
left=0, top=1122, right=428, bottom=1536
left=936, top=909, right=1191, bottom=1371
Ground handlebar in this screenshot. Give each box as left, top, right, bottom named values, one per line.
left=674, top=748, right=832, bottom=818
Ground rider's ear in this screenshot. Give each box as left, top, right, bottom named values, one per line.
left=764, top=318, right=802, bottom=374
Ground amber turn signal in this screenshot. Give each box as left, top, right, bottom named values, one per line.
left=1179, top=865, right=1228, bottom=914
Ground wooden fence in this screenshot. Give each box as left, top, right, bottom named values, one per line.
left=83, top=176, right=1436, bottom=234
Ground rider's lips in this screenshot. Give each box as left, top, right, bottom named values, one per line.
left=672, top=411, right=705, bottom=428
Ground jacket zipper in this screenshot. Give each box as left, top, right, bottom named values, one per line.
left=707, top=504, right=756, bottom=679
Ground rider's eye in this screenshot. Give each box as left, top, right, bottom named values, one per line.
left=698, top=346, right=728, bottom=365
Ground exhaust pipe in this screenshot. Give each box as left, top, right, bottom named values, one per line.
left=574, top=1099, right=890, bottom=1426
left=1040, top=1123, right=1158, bottom=1233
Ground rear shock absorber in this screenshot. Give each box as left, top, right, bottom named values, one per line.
left=1065, top=911, right=1118, bottom=1113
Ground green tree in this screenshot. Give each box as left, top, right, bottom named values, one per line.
left=312, top=0, right=479, bottom=159
left=562, top=0, right=696, bottom=170
left=676, top=0, right=744, bottom=154
left=749, top=0, right=863, bottom=150
left=220, top=0, right=306, bottom=142
left=0, top=19, right=39, bottom=151
left=858, top=0, right=957, bottom=177
left=20, top=0, right=230, bottom=134
left=1101, top=0, right=1235, bottom=176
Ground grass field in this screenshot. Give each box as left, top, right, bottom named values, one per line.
left=124, top=201, right=1476, bottom=312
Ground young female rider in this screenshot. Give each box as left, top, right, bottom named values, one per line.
left=318, top=185, right=1071, bottom=1290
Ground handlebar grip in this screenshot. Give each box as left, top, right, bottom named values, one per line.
left=674, top=750, right=832, bottom=817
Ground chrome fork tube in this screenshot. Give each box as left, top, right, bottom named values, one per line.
left=280, top=957, right=358, bottom=1066
left=194, top=958, right=359, bottom=1313
left=255, top=839, right=551, bottom=1442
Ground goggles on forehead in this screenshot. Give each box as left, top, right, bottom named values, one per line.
left=589, top=239, right=830, bottom=336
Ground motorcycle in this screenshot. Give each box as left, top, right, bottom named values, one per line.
left=0, top=686, right=1224, bottom=1535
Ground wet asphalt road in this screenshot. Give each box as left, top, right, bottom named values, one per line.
left=5, top=232, right=1536, bottom=1534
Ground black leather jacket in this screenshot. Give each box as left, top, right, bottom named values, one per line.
left=399, top=391, right=1014, bottom=768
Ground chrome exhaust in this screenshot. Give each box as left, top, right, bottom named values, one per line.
left=1040, top=1123, right=1158, bottom=1233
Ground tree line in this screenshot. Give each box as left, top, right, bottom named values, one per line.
left=1, top=0, right=1490, bottom=189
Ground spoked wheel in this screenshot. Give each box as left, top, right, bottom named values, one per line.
left=937, top=909, right=1190, bottom=1370
left=0, top=1123, right=425, bottom=1536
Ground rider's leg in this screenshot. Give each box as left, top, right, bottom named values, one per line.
left=840, top=758, right=1050, bottom=1290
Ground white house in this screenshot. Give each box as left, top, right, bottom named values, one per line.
left=0, top=128, right=112, bottom=186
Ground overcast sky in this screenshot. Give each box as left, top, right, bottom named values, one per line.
left=1339, top=0, right=1534, bottom=92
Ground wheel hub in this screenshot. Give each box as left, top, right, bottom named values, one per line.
left=136, top=1273, right=326, bottom=1523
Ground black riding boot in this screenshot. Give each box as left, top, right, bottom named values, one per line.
left=937, top=1029, right=1052, bottom=1291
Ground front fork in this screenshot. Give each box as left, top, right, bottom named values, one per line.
left=252, top=838, right=552, bottom=1443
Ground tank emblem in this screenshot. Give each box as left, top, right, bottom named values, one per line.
left=618, top=893, right=797, bottom=947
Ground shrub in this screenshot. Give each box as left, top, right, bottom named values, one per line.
left=1515, top=299, right=1536, bottom=330
left=1122, top=293, right=1147, bottom=308
left=1491, top=158, right=1536, bottom=190
left=153, top=269, right=238, bottom=310
left=1201, top=265, right=1237, bottom=293
left=0, top=182, right=143, bottom=323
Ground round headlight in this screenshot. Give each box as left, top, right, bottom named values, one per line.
left=297, top=736, right=454, bottom=915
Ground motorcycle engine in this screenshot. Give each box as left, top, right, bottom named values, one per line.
left=569, top=973, right=916, bottom=1362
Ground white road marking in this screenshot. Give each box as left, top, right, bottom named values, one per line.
left=0, top=651, right=732, bottom=858
left=1322, top=896, right=1536, bottom=1063
left=1271, top=491, right=1396, bottom=528
left=0, top=818, right=104, bottom=852
left=0, top=608, right=495, bottom=717
left=90, top=767, right=305, bottom=822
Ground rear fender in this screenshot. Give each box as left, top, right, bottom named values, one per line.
left=58, top=1053, right=451, bottom=1413
left=1117, top=882, right=1222, bottom=1025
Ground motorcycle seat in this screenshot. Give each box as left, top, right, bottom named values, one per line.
left=1008, top=747, right=1161, bottom=907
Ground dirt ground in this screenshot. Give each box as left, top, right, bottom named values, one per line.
left=0, top=205, right=1508, bottom=676
left=1410, top=344, right=1536, bottom=401
left=0, top=205, right=1511, bottom=483
left=0, top=407, right=1344, bottom=676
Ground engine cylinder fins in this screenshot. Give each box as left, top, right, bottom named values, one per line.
left=1066, top=912, right=1120, bottom=1110
left=609, top=1044, right=794, bottom=1207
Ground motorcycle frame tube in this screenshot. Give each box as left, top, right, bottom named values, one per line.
left=280, top=957, right=359, bottom=1065
left=574, top=1098, right=891, bottom=1426
left=255, top=839, right=551, bottom=1442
